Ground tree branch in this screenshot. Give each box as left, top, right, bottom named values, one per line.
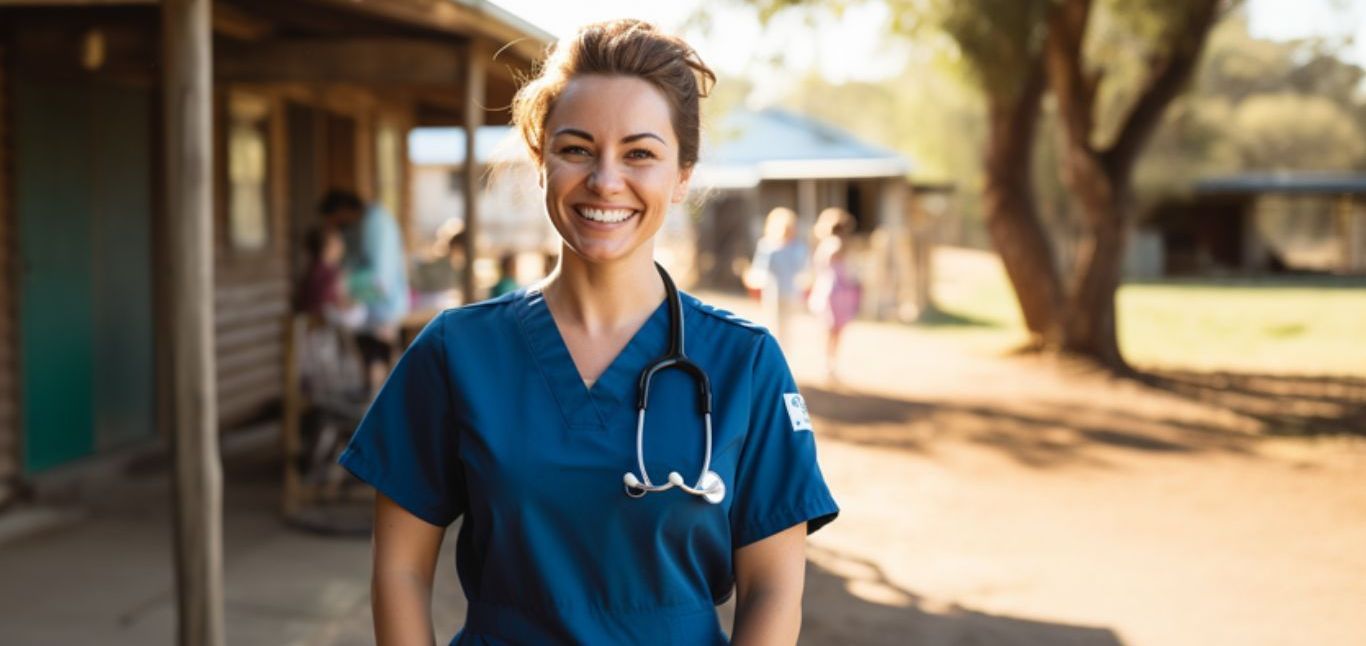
left=1044, top=0, right=1097, bottom=155
left=1101, top=0, right=1222, bottom=179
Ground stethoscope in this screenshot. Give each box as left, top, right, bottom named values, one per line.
left=622, top=263, right=725, bottom=504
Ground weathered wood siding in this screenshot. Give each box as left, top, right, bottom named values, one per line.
left=213, top=93, right=290, bottom=427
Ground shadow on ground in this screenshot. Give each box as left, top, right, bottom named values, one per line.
left=907, top=306, right=1002, bottom=329
left=1124, top=275, right=1366, bottom=290
left=803, top=359, right=1366, bottom=468
left=801, top=384, right=1252, bottom=470
left=799, top=546, right=1125, bottom=646
left=1138, top=370, right=1366, bottom=438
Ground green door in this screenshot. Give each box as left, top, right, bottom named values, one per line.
left=16, top=77, right=156, bottom=473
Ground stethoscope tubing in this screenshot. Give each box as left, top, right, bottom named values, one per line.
left=623, top=263, right=725, bottom=504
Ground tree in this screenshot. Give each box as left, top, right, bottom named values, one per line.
left=747, top=0, right=1224, bottom=370
left=1042, top=0, right=1222, bottom=367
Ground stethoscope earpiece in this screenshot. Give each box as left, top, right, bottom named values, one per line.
left=622, top=263, right=726, bottom=506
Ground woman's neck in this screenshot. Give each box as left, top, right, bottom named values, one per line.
left=540, top=245, right=666, bottom=335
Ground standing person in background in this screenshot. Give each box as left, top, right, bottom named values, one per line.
left=745, top=207, right=807, bottom=349
left=318, top=189, right=410, bottom=392
left=807, top=207, right=861, bottom=383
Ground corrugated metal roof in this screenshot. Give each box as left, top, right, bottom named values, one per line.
left=1196, top=172, right=1366, bottom=195
left=693, top=108, right=912, bottom=187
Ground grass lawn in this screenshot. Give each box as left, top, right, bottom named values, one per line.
left=923, top=247, right=1366, bottom=376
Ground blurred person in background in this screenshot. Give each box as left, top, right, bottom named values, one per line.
left=807, top=207, right=861, bottom=383
left=296, top=225, right=366, bottom=330
left=489, top=252, right=520, bottom=299
left=745, top=206, right=808, bottom=349
left=318, top=189, right=410, bottom=391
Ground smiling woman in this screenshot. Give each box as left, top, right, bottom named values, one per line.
left=339, top=19, right=838, bottom=646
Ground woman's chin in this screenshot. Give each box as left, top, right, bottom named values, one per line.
left=565, top=237, right=647, bottom=266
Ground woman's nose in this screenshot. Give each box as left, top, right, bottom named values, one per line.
left=587, top=160, right=625, bottom=195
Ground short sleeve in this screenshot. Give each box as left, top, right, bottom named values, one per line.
left=337, top=313, right=466, bottom=527
left=729, top=333, right=839, bottom=548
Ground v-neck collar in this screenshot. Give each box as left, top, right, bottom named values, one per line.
left=513, top=288, right=671, bottom=431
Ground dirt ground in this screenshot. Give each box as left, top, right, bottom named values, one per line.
left=697, top=290, right=1366, bottom=646
left=6, top=253, right=1362, bottom=645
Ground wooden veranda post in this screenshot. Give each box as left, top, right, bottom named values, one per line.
left=462, top=40, right=486, bottom=303
left=163, top=0, right=225, bottom=644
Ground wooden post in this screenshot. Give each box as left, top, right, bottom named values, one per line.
left=1339, top=194, right=1363, bottom=274
left=876, top=179, right=915, bottom=321
left=796, top=179, right=817, bottom=241
left=462, top=41, right=486, bottom=304
left=163, top=1, right=225, bottom=645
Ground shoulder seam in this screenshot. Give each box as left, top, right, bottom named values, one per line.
left=682, top=293, right=768, bottom=338
left=445, top=289, right=526, bottom=314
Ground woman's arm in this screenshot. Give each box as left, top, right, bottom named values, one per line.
left=372, top=492, right=447, bottom=646
left=731, top=523, right=808, bottom=646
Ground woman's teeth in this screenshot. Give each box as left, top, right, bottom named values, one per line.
left=576, top=207, right=635, bottom=224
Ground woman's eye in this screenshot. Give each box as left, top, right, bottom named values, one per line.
left=559, top=145, right=591, bottom=156
left=627, top=149, right=658, bottom=160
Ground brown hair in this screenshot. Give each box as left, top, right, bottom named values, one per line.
left=814, top=207, right=857, bottom=240
left=511, top=19, right=716, bottom=169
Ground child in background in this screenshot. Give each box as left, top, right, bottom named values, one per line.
left=297, top=226, right=365, bottom=330
left=807, top=208, right=862, bottom=383
left=745, top=207, right=808, bottom=349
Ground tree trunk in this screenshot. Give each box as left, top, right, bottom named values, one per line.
left=1059, top=151, right=1129, bottom=370
left=981, top=64, right=1066, bottom=350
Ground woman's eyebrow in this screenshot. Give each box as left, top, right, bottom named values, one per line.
left=552, top=127, right=594, bottom=140
left=550, top=128, right=665, bottom=145
left=622, top=132, right=666, bottom=145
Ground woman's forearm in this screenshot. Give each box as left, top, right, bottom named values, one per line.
left=730, top=585, right=802, bottom=646
left=372, top=569, right=437, bottom=646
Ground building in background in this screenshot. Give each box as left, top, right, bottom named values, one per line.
left=0, top=0, right=549, bottom=507
left=1135, top=172, right=1366, bottom=278
left=689, top=107, right=945, bottom=320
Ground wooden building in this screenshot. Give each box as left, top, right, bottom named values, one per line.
left=1142, top=172, right=1366, bottom=277
left=0, top=0, right=549, bottom=506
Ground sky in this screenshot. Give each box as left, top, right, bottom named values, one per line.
left=491, top=0, right=1366, bottom=94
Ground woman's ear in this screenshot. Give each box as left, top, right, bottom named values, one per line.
left=671, top=166, right=694, bottom=204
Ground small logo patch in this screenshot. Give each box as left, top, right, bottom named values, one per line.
left=783, top=393, right=812, bottom=431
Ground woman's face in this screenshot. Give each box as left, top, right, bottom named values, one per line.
left=540, top=74, right=692, bottom=266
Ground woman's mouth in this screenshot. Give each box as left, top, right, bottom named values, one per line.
left=574, top=206, right=638, bottom=226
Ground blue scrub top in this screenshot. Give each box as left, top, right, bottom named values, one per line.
left=338, top=288, right=839, bottom=644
